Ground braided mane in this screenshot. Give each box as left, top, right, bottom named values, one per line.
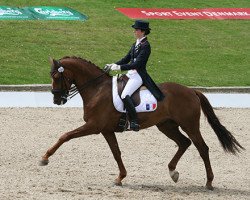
left=61, top=56, right=102, bottom=71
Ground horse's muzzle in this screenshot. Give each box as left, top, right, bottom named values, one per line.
left=51, top=89, right=68, bottom=105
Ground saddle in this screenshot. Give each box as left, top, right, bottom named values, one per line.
left=117, top=74, right=146, bottom=107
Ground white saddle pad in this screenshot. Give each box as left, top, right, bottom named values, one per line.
left=112, top=76, right=157, bottom=113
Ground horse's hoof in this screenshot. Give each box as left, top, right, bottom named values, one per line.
left=114, top=183, right=122, bottom=187
left=169, top=170, right=179, bottom=183
left=114, top=180, right=123, bottom=186
left=206, top=183, right=214, bottom=191
left=39, top=159, right=49, bottom=166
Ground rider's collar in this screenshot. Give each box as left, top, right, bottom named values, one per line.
left=136, top=36, right=146, bottom=46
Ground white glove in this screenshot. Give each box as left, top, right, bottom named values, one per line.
left=104, top=64, right=112, bottom=72
left=105, top=63, right=113, bottom=67
left=110, top=63, right=121, bottom=71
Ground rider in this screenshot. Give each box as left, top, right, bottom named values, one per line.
left=106, top=20, right=164, bottom=131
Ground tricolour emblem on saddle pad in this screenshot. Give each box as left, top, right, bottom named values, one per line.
left=112, top=75, right=157, bottom=113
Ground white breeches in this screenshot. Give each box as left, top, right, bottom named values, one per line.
left=121, top=72, right=143, bottom=99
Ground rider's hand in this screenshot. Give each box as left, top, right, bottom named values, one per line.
left=110, top=63, right=121, bottom=71
left=104, top=64, right=113, bottom=72
left=105, top=63, right=113, bottom=67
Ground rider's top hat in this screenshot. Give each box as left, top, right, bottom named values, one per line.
left=132, top=20, right=151, bottom=31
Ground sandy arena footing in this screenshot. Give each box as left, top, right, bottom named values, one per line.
left=0, top=108, right=249, bottom=199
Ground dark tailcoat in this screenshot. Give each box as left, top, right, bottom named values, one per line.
left=116, top=37, right=165, bottom=101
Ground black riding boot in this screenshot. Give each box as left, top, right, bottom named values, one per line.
left=122, top=95, right=140, bottom=132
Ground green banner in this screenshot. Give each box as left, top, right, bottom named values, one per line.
left=0, top=6, right=34, bottom=20
left=0, top=6, right=88, bottom=21
left=25, top=6, right=88, bottom=21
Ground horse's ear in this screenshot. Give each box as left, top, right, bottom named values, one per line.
left=49, top=57, right=60, bottom=75
left=49, top=57, right=59, bottom=68
left=49, top=57, right=53, bottom=65
left=49, top=57, right=54, bottom=69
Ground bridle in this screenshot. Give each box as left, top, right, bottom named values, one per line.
left=50, top=62, right=107, bottom=103
left=51, top=65, right=69, bottom=104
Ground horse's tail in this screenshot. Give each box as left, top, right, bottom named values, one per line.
left=195, top=90, right=245, bottom=154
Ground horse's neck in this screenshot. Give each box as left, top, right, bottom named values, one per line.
left=69, top=60, right=111, bottom=104
left=77, top=74, right=111, bottom=106
left=76, top=68, right=101, bottom=84
left=62, top=59, right=101, bottom=82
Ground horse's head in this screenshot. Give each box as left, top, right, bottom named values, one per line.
left=49, top=56, right=110, bottom=105
left=49, top=57, right=74, bottom=105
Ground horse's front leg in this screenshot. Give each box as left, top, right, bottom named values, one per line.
left=39, top=122, right=99, bottom=166
left=102, top=131, right=127, bottom=186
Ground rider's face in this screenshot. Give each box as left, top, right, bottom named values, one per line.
left=133, top=29, right=145, bottom=39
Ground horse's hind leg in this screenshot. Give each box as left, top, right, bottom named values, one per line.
left=183, top=127, right=214, bottom=190
left=157, top=120, right=191, bottom=183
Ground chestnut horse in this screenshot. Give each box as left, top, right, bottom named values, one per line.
left=40, top=56, right=244, bottom=190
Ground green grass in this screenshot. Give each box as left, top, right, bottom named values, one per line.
left=0, top=0, right=249, bottom=86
